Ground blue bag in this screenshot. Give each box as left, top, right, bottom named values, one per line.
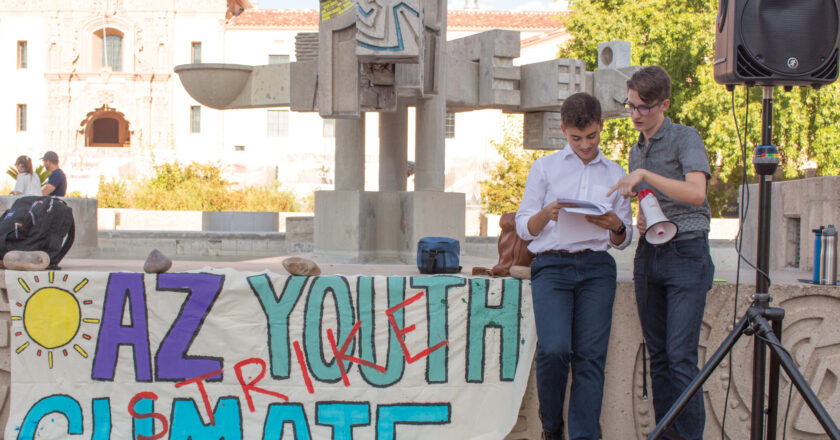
left=417, top=237, right=462, bottom=274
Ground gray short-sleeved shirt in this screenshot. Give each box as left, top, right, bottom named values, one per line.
left=628, top=117, right=711, bottom=233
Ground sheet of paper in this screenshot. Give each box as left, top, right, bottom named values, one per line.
left=556, top=198, right=609, bottom=216
left=554, top=210, right=606, bottom=242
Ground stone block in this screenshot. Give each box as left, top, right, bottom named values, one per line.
left=290, top=60, right=318, bottom=111
left=523, top=111, right=566, bottom=150
left=445, top=55, right=479, bottom=109
left=520, top=58, right=588, bottom=111
left=239, top=64, right=290, bottom=108
left=314, top=190, right=371, bottom=260
left=597, top=40, right=632, bottom=70
left=319, top=12, right=360, bottom=118
left=742, top=175, right=840, bottom=272
left=286, top=216, right=314, bottom=244
left=294, top=32, right=319, bottom=62
left=594, top=66, right=640, bottom=120
left=355, top=0, right=423, bottom=64
left=448, top=29, right=521, bottom=109
left=201, top=211, right=279, bottom=232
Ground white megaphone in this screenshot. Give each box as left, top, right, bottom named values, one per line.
left=638, top=189, right=677, bottom=244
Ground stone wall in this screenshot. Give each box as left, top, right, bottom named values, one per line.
left=742, top=176, right=840, bottom=273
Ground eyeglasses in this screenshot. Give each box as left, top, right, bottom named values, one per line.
left=623, top=100, right=662, bottom=116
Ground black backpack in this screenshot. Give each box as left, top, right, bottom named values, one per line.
left=0, top=196, right=75, bottom=268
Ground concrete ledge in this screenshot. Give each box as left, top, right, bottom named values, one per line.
left=96, top=230, right=313, bottom=260
left=201, top=211, right=279, bottom=232
left=98, top=208, right=312, bottom=232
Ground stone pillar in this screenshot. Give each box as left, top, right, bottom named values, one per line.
left=414, top=95, right=446, bottom=191
left=334, top=114, right=366, bottom=190
left=414, top=5, right=447, bottom=192
left=378, top=103, right=408, bottom=191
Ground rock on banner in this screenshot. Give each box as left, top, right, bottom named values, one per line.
left=4, top=269, right=535, bottom=439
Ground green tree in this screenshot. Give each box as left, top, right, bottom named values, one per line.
left=558, top=0, right=840, bottom=216
left=479, top=115, right=548, bottom=214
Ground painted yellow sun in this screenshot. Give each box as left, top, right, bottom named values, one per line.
left=11, top=272, right=100, bottom=369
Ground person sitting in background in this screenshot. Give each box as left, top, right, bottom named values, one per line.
left=12, top=155, right=42, bottom=196
left=40, top=151, right=66, bottom=197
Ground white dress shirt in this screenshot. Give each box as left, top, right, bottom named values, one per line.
left=515, top=146, right=633, bottom=253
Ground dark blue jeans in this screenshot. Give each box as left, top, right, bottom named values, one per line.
left=531, top=250, right=617, bottom=440
left=634, top=237, right=714, bottom=440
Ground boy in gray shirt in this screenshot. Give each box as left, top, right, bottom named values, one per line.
left=609, top=65, right=714, bottom=440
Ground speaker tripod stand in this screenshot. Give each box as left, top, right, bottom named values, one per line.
left=647, top=87, right=840, bottom=440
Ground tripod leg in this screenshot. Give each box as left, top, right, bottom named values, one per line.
left=647, top=314, right=751, bottom=440
left=766, top=317, right=783, bottom=440
left=751, top=329, right=767, bottom=440
left=755, top=315, right=840, bottom=439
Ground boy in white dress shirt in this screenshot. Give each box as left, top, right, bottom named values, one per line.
left=516, top=92, right=632, bottom=440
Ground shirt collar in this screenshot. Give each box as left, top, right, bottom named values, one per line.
left=560, top=144, right=606, bottom=166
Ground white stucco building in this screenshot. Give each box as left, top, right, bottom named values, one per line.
left=0, top=1, right=568, bottom=230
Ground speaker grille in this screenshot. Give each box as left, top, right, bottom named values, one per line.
left=813, top=49, right=840, bottom=80
left=736, top=45, right=771, bottom=78
left=740, top=0, right=839, bottom=75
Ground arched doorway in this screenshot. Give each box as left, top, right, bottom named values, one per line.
left=80, top=105, right=131, bottom=147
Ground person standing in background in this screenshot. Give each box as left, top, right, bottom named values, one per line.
left=12, top=155, right=41, bottom=196
left=40, top=151, right=67, bottom=197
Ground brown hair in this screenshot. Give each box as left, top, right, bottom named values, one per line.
left=560, top=92, right=602, bottom=129
left=626, top=65, right=672, bottom=104
left=15, top=155, right=33, bottom=174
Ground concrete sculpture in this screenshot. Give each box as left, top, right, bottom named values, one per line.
left=175, top=0, right=638, bottom=262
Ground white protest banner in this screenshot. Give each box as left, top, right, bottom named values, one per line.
left=5, top=269, right=535, bottom=439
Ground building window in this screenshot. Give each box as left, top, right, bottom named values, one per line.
left=190, top=106, right=201, bottom=133
left=445, top=112, right=456, bottom=139
left=17, top=41, right=27, bottom=69
left=323, top=119, right=335, bottom=138
left=17, top=104, right=27, bottom=132
left=93, top=28, right=123, bottom=71
left=268, top=54, right=289, bottom=65
left=267, top=110, right=289, bottom=137
left=192, top=42, right=202, bottom=64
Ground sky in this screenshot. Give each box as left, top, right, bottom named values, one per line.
left=255, top=0, right=569, bottom=11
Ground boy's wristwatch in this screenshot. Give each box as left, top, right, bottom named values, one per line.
left=612, top=222, right=626, bottom=235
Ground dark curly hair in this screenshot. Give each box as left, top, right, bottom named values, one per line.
left=560, top=92, right=602, bottom=129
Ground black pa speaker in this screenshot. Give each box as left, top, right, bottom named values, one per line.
left=714, top=0, right=840, bottom=88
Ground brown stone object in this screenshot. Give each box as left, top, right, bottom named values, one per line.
left=282, top=257, right=321, bottom=276
left=471, top=267, right=493, bottom=276
left=144, top=249, right=173, bottom=273
left=3, top=250, right=50, bottom=271
left=509, top=265, right=531, bottom=280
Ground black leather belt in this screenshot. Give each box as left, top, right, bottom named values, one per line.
left=671, top=230, right=707, bottom=242
left=645, top=230, right=707, bottom=246
left=536, top=248, right=595, bottom=256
